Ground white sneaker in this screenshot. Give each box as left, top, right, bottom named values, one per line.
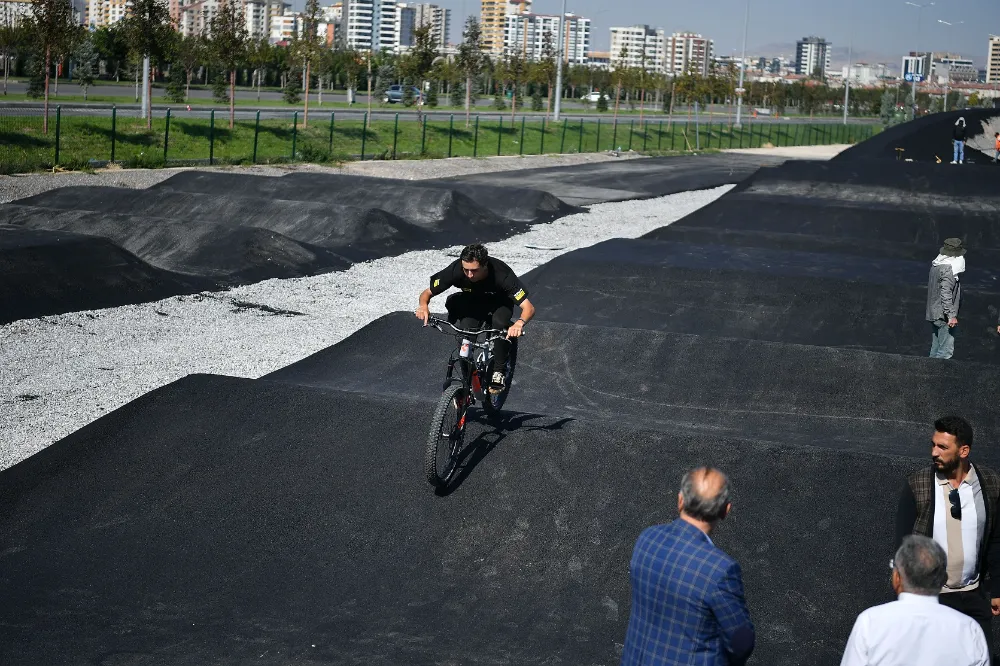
left=950, top=160, right=958, bottom=164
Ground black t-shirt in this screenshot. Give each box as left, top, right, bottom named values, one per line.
left=429, top=257, right=529, bottom=304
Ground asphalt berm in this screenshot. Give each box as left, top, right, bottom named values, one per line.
left=6, top=123, right=1000, bottom=665
left=836, top=108, right=1000, bottom=162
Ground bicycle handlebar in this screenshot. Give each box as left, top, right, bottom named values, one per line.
left=426, top=316, right=521, bottom=341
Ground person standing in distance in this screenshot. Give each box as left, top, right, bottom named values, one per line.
left=621, top=467, right=755, bottom=666
left=927, top=238, right=966, bottom=359
left=895, top=416, right=1000, bottom=659
left=415, top=244, right=534, bottom=394
left=840, top=535, right=988, bottom=666
left=953, top=117, right=968, bottom=164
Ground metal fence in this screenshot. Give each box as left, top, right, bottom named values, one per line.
left=0, top=106, right=879, bottom=175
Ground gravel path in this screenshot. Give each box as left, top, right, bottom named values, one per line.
left=0, top=152, right=646, bottom=203
left=0, top=185, right=731, bottom=470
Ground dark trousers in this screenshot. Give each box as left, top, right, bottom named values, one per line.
left=445, top=292, right=514, bottom=371
left=940, top=588, right=994, bottom=661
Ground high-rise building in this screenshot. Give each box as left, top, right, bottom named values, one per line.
left=88, top=0, right=131, bottom=27
left=609, top=25, right=666, bottom=73
left=667, top=32, right=713, bottom=76
left=901, top=51, right=931, bottom=79
left=482, top=0, right=530, bottom=54
left=504, top=12, right=589, bottom=64
left=343, top=0, right=374, bottom=49
left=988, top=35, right=1000, bottom=83
left=930, top=53, right=977, bottom=83
left=243, top=0, right=291, bottom=40
left=795, top=36, right=831, bottom=77
left=842, top=62, right=890, bottom=85
left=396, top=3, right=450, bottom=49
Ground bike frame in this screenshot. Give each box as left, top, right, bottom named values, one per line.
left=429, top=317, right=506, bottom=402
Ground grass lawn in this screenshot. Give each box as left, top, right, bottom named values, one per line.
left=0, top=109, right=878, bottom=174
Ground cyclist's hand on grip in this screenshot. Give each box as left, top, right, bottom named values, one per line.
left=507, top=320, right=525, bottom=339
left=415, top=305, right=430, bottom=326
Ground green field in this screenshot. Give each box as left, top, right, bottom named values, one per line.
left=0, top=108, right=877, bottom=174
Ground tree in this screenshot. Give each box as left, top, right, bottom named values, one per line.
left=373, top=61, right=394, bottom=105
left=173, top=34, right=206, bottom=102
left=212, top=73, right=229, bottom=103
left=24, top=53, right=43, bottom=98
left=537, top=30, right=556, bottom=117
left=596, top=90, right=608, bottom=112
left=247, top=36, right=271, bottom=102
left=611, top=46, right=629, bottom=123
left=283, top=70, right=301, bottom=103
left=120, top=0, right=172, bottom=129
left=337, top=47, right=364, bottom=104
left=0, top=4, right=28, bottom=95
left=72, top=34, right=97, bottom=100
left=290, top=0, right=323, bottom=127
left=26, top=0, right=76, bottom=133
left=399, top=24, right=437, bottom=122
left=165, top=63, right=186, bottom=103
left=210, top=0, right=249, bottom=129
left=455, top=16, right=485, bottom=128
left=502, top=52, right=527, bottom=121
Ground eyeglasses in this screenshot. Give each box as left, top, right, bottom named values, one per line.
left=949, top=488, right=962, bottom=520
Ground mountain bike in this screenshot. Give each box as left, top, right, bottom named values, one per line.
left=424, top=316, right=519, bottom=489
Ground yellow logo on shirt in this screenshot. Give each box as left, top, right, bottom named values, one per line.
left=433, top=279, right=440, bottom=288
left=514, top=289, right=525, bottom=301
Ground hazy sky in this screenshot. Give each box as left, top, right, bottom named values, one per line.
left=428, top=0, right=1000, bottom=66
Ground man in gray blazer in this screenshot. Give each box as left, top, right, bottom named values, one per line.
left=927, top=238, right=966, bottom=359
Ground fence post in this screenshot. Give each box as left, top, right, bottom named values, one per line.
left=694, top=102, right=700, bottom=150
left=658, top=120, right=663, bottom=151
left=748, top=120, right=754, bottom=149
left=360, top=112, right=368, bottom=160
left=497, top=115, right=503, bottom=156
left=448, top=114, right=454, bottom=158
left=539, top=118, right=545, bottom=154
left=329, top=112, right=335, bottom=153
left=209, top=109, right=216, bottom=165
left=519, top=115, right=525, bottom=155
left=392, top=113, right=399, bottom=159
left=252, top=110, right=260, bottom=163
left=290, top=110, right=297, bottom=160
left=670, top=124, right=675, bottom=150
left=54, top=106, right=61, bottom=165
left=560, top=117, right=568, bottom=152
left=628, top=119, right=634, bottom=151
left=111, top=106, right=117, bottom=162
left=642, top=122, right=648, bottom=152
left=473, top=115, right=479, bottom=157
left=420, top=115, right=427, bottom=155
left=578, top=118, right=584, bottom=153
left=596, top=118, right=602, bottom=152
left=163, top=108, right=170, bottom=163
left=611, top=118, right=618, bottom=150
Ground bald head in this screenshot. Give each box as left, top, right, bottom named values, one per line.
left=679, top=467, right=731, bottom=524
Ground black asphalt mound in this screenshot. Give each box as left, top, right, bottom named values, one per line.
left=0, top=372, right=934, bottom=666
left=519, top=240, right=1000, bottom=363
left=151, top=170, right=524, bottom=233
left=265, top=312, right=1000, bottom=453
left=439, top=153, right=785, bottom=205
left=0, top=226, right=206, bottom=323
left=14, top=186, right=430, bottom=259
left=835, top=109, right=1000, bottom=162
left=0, top=203, right=350, bottom=281
left=285, top=171, right=584, bottom=222
left=735, top=158, right=1000, bottom=200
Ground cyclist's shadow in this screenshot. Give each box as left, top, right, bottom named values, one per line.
left=434, top=412, right=574, bottom=497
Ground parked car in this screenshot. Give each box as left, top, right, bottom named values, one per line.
left=581, top=91, right=605, bottom=103
left=384, top=85, right=424, bottom=104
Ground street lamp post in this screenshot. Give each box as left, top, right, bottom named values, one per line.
left=553, top=0, right=569, bottom=121
left=905, top=1, right=934, bottom=120
left=734, top=0, right=750, bottom=128
left=936, top=20, right=964, bottom=112
left=843, top=38, right=853, bottom=124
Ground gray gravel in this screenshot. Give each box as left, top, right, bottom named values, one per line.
left=0, top=152, right=647, bottom=203
left=0, top=185, right=731, bottom=470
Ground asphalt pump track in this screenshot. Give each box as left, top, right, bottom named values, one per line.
left=3, top=130, right=1000, bottom=665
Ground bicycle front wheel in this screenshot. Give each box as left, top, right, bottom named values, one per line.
left=425, top=383, right=470, bottom=488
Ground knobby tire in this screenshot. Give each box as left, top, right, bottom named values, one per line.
left=425, top=383, right=469, bottom=488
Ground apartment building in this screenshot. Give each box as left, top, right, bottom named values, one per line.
left=396, top=3, right=449, bottom=49
left=482, top=0, right=529, bottom=54
left=504, top=12, right=589, bottom=64
left=987, top=35, right=1000, bottom=83
left=609, top=25, right=666, bottom=73
left=795, top=36, right=831, bottom=77
left=667, top=32, right=713, bottom=76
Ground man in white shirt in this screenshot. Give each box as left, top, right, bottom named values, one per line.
left=841, top=535, right=988, bottom=666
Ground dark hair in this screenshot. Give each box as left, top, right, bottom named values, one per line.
left=460, top=244, right=489, bottom=265
left=895, top=535, right=947, bottom=595
left=680, top=467, right=730, bottom=523
left=935, top=415, right=973, bottom=448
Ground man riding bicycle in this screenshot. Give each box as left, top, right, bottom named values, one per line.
left=415, top=244, right=535, bottom=395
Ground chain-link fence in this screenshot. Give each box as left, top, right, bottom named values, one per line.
left=0, top=105, right=879, bottom=175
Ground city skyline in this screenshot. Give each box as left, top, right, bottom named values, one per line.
left=282, top=0, right=1000, bottom=66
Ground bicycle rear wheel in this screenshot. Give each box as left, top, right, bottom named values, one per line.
left=425, top=383, right=470, bottom=488
left=482, top=338, right=518, bottom=416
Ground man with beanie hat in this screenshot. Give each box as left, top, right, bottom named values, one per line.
left=927, top=238, right=966, bottom=359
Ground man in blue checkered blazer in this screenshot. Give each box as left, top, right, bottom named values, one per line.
left=622, top=467, right=755, bottom=666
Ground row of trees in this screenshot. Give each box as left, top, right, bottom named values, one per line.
left=5, top=5, right=982, bottom=135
